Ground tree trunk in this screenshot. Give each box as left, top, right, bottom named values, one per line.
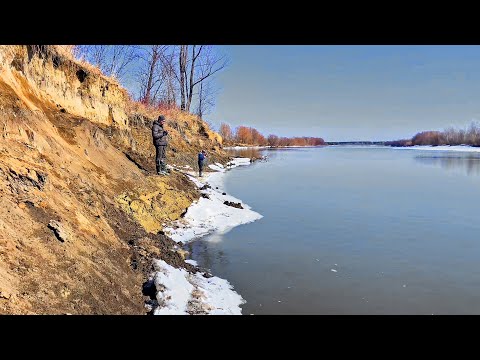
left=186, top=45, right=196, bottom=112
left=197, top=81, right=203, bottom=118
left=179, top=45, right=187, bottom=111
left=167, top=77, right=175, bottom=106
left=144, top=47, right=159, bottom=105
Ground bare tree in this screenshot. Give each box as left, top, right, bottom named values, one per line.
left=178, top=45, right=228, bottom=112
left=179, top=45, right=188, bottom=110
left=466, top=121, right=480, bottom=145
left=267, top=135, right=280, bottom=147
left=76, top=45, right=138, bottom=82
left=157, top=46, right=179, bottom=106
left=196, top=75, right=218, bottom=118
left=444, top=126, right=457, bottom=145
left=107, top=46, right=138, bottom=80
left=136, top=45, right=170, bottom=105
left=75, top=44, right=227, bottom=112
left=219, top=123, right=233, bottom=143
left=78, top=45, right=107, bottom=68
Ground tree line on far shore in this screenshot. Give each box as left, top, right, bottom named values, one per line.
left=386, top=122, right=480, bottom=147
left=218, top=123, right=325, bottom=147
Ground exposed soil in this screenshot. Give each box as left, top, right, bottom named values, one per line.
left=0, top=45, right=229, bottom=314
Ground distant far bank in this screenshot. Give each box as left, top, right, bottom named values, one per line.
left=326, top=141, right=385, bottom=145
left=222, top=121, right=480, bottom=149
left=223, top=145, right=327, bottom=150
left=326, top=141, right=480, bottom=149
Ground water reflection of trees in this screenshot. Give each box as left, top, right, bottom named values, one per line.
left=415, top=155, right=480, bottom=176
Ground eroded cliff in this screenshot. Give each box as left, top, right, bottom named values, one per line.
left=0, top=45, right=227, bottom=314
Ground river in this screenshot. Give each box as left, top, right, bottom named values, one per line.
left=185, top=146, right=480, bottom=314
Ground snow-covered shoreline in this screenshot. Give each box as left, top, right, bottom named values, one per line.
left=164, top=158, right=263, bottom=243
left=151, top=157, right=263, bottom=315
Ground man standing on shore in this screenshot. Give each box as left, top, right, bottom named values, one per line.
left=152, top=115, right=169, bottom=175
left=198, top=150, right=207, bottom=177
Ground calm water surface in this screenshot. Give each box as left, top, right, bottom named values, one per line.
left=185, top=146, right=480, bottom=314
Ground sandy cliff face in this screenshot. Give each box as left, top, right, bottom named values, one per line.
left=0, top=45, right=129, bottom=127
left=0, top=45, right=227, bottom=314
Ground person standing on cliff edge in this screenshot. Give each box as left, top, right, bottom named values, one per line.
left=152, top=115, right=169, bottom=175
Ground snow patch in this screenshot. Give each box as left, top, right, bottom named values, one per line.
left=153, top=260, right=193, bottom=315
left=165, top=157, right=263, bottom=244
left=208, top=164, right=225, bottom=172
left=153, top=157, right=262, bottom=315
left=152, top=259, right=244, bottom=315
left=229, top=157, right=252, bottom=166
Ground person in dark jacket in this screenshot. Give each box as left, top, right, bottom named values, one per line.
left=198, top=150, right=207, bottom=177
left=152, top=115, right=169, bottom=175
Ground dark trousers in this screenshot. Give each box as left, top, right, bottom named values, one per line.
left=198, top=160, right=204, bottom=176
left=155, top=145, right=167, bottom=173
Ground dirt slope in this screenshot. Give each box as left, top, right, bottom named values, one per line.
left=0, top=45, right=228, bottom=314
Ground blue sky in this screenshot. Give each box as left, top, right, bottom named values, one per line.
left=204, top=45, right=480, bottom=141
